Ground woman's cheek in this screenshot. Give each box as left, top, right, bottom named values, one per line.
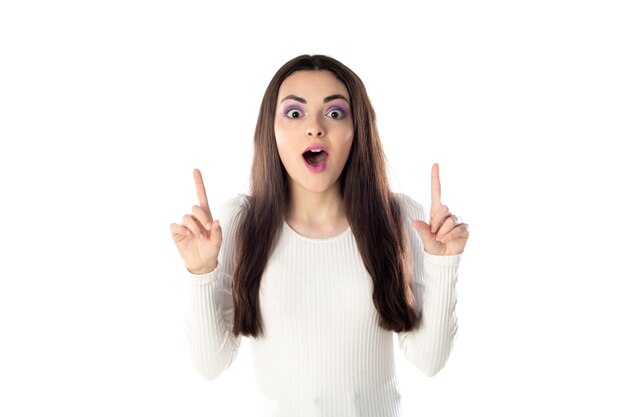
left=341, top=129, right=354, bottom=146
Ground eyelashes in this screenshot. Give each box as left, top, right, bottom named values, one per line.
left=281, top=104, right=349, bottom=120
left=283, top=105, right=304, bottom=119
left=326, top=106, right=347, bottom=119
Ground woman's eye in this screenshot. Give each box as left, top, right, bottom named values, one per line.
left=286, top=109, right=302, bottom=119
left=327, top=108, right=345, bottom=119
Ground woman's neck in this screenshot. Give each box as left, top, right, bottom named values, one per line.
left=285, top=179, right=347, bottom=229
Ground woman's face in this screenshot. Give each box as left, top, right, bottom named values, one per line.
left=274, top=70, right=354, bottom=194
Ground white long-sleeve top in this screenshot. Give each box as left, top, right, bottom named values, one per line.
left=185, top=193, right=463, bottom=417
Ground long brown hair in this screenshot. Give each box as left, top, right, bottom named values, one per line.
left=231, top=54, right=420, bottom=337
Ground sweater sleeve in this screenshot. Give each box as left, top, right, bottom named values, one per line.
left=394, top=193, right=463, bottom=377
left=184, top=193, right=248, bottom=381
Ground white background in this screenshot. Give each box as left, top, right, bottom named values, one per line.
left=1, top=0, right=625, bottom=416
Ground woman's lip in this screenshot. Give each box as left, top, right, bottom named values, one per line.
left=302, top=153, right=328, bottom=173
left=302, top=144, right=330, bottom=154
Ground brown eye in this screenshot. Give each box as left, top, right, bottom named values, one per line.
left=286, top=109, right=302, bottom=119
left=327, top=108, right=345, bottom=119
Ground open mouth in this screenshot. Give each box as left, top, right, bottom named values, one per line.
left=302, top=150, right=328, bottom=166
left=302, top=150, right=329, bottom=173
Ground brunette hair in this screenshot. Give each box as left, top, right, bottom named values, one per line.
left=231, top=54, right=420, bottom=337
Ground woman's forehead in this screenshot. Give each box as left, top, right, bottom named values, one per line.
left=278, top=70, right=350, bottom=101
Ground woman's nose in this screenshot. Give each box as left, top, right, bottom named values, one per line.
left=306, top=128, right=321, bottom=137
left=306, top=125, right=325, bottom=137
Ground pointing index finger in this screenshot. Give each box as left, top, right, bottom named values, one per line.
left=193, top=168, right=213, bottom=221
left=431, top=163, right=441, bottom=208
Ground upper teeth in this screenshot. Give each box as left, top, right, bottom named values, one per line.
left=310, top=149, right=322, bottom=152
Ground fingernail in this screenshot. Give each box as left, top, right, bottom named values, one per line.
left=204, top=223, right=211, bottom=230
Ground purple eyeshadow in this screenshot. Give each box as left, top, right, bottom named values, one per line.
left=279, top=102, right=350, bottom=117
left=328, top=105, right=348, bottom=114
left=282, top=104, right=303, bottom=116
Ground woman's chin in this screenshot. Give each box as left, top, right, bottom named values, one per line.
left=291, top=177, right=341, bottom=195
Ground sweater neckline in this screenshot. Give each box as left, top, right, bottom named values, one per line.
left=283, top=220, right=352, bottom=242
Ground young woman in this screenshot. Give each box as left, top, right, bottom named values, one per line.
left=170, top=54, right=469, bottom=417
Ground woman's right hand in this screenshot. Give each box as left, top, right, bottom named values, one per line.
left=170, top=169, right=222, bottom=275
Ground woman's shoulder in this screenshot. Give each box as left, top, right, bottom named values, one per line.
left=215, top=193, right=250, bottom=225
left=219, top=193, right=250, bottom=210
left=392, top=192, right=427, bottom=222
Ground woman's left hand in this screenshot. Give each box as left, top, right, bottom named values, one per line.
left=411, top=163, right=469, bottom=256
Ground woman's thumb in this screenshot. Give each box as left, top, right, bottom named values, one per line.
left=411, top=220, right=433, bottom=242
left=210, top=220, right=222, bottom=247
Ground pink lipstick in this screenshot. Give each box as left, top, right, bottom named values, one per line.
left=301, top=144, right=330, bottom=173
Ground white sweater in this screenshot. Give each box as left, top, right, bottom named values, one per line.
left=185, top=193, right=463, bottom=417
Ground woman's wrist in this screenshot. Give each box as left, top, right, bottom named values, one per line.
left=187, top=260, right=218, bottom=275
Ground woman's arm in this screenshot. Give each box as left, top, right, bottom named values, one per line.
left=395, top=193, right=463, bottom=377
left=184, top=194, right=247, bottom=381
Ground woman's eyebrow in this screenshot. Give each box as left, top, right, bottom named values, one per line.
left=279, top=94, right=350, bottom=104
left=323, top=94, right=350, bottom=104
left=280, top=95, right=306, bottom=104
